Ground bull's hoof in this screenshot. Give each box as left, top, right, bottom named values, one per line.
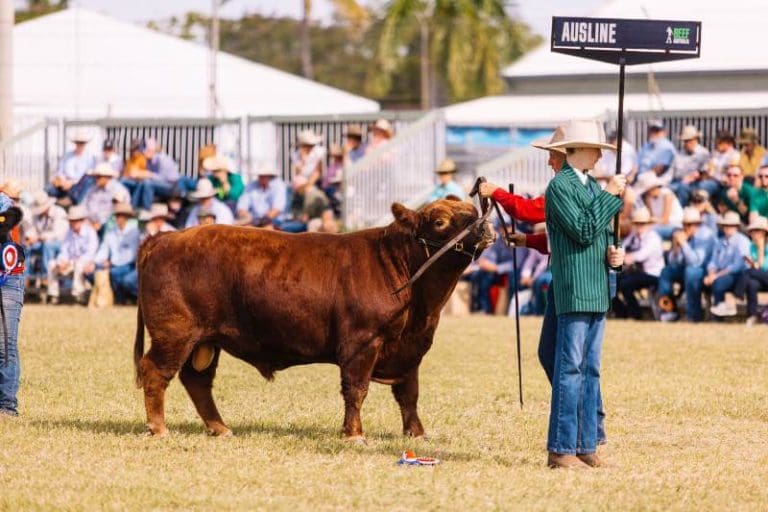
left=143, top=427, right=169, bottom=438
left=345, top=435, right=367, bottom=445
left=404, top=430, right=428, bottom=439
left=206, top=427, right=233, bottom=438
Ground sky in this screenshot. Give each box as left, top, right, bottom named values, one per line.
left=16, top=0, right=607, bottom=37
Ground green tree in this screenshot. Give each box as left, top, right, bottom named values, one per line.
left=370, top=0, right=540, bottom=108
left=15, top=0, right=67, bottom=24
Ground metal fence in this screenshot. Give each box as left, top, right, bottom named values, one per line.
left=475, top=147, right=551, bottom=198
left=343, top=110, right=445, bottom=229
left=0, top=120, right=55, bottom=191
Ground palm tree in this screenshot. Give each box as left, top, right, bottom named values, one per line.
left=371, top=0, right=528, bottom=109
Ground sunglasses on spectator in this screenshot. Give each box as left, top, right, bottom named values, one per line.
left=726, top=173, right=741, bottom=177
left=759, top=174, right=768, bottom=179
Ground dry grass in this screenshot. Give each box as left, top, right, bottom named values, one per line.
left=1, top=305, right=767, bottom=511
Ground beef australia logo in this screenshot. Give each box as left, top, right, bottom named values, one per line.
left=665, top=26, right=691, bottom=45
left=560, top=21, right=617, bottom=44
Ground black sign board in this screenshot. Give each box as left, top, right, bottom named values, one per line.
left=551, top=17, right=701, bottom=65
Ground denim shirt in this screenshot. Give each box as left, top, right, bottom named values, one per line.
left=83, top=180, right=131, bottom=225
left=638, top=137, right=676, bottom=181
left=669, top=225, right=715, bottom=268
left=236, top=179, right=288, bottom=220
left=707, top=231, right=751, bottom=274
left=95, top=224, right=140, bottom=267
left=57, top=223, right=99, bottom=264
left=185, top=199, right=235, bottom=228
left=146, top=152, right=180, bottom=184
left=427, top=181, right=464, bottom=202
left=56, top=151, right=97, bottom=182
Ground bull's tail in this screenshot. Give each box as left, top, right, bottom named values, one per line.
left=134, top=301, right=145, bottom=388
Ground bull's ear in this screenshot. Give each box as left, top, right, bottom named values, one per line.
left=391, top=202, right=418, bottom=230
left=444, top=194, right=461, bottom=202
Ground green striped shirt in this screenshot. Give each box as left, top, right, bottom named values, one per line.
left=545, top=165, right=623, bottom=314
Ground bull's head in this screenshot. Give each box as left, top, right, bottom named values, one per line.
left=391, top=196, right=495, bottom=261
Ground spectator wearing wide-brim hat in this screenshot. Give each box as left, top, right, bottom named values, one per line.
left=25, top=190, right=69, bottom=277
left=737, top=127, right=766, bottom=179
left=669, top=124, right=714, bottom=207
left=185, top=179, right=234, bottom=228
left=634, top=171, right=683, bottom=240
left=82, top=162, right=131, bottom=232
left=235, top=164, right=288, bottom=228
left=365, top=119, right=394, bottom=155
left=100, top=139, right=123, bottom=175
left=139, top=203, right=177, bottom=239
left=47, top=128, right=98, bottom=205
left=708, top=129, right=740, bottom=183
left=204, top=155, right=244, bottom=208
left=733, top=215, right=768, bottom=325
left=48, top=205, right=99, bottom=305
left=706, top=210, right=752, bottom=318
left=94, top=202, right=141, bottom=304
left=427, top=159, right=464, bottom=202
left=292, top=130, right=326, bottom=187
left=344, top=123, right=366, bottom=163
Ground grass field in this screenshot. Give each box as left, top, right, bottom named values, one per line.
left=1, top=306, right=767, bottom=511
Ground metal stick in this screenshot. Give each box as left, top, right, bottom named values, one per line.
left=613, top=58, right=626, bottom=249
left=509, top=183, right=523, bottom=409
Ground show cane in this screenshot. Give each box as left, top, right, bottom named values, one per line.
left=508, top=184, right=524, bottom=409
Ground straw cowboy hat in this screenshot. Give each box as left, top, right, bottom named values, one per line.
left=202, top=155, right=233, bottom=173
left=746, top=216, right=768, bottom=232
left=634, top=172, right=665, bottom=196
left=717, top=211, right=742, bottom=227
left=190, top=179, right=217, bottom=200
left=531, top=126, right=567, bottom=155
left=345, top=124, right=363, bottom=138
left=297, top=130, right=322, bottom=146
left=681, top=207, right=703, bottom=225
left=89, top=162, right=117, bottom=178
left=738, top=128, right=759, bottom=144
left=31, top=190, right=56, bottom=216
left=139, top=203, right=171, bottom=222
left=544, top=120, right=616, bottom=151
left=678, top=125, right=702, bottom=141
left=631, top=207, right=654, bottom=224
left=435, top=159, right=457, bottom=174
left=113, top=202, right=135, bottom=217
left=69, top=128, right=92, bottom=143
left=372, top=119, right=394, bottom=137
left=0, top=179, right=23, bottom=201
left=67, top=205, right=88, bottom=221
left=257, top=163, right=279, bottom=177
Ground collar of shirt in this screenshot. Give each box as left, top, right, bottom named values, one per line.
left=572, top=168, right=589, bottom=185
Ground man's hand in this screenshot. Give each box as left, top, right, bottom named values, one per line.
left=605, top=174, right=627, bottom=196
left=83, top=262, right=96, bottom=274
left=607, top=245, right=625, bottom=268
left=672, top=229, right=689, bottom=247
left=726, top=187, right=739, bottom=203
left=509, top=232, right=526, bottom=247
left=478, top=182, right=500, bottom=199
left=682, top=171, right=699, bottom=184
left=703, top=272, right=717, bottom=287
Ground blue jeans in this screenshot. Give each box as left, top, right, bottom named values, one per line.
left=123, top=268, right=139, bottom=298
left=711, top=271, right=741, bottom=304
left=669, top=178, right=721, bottom=207
left=539, top=285, right=606, bottom=444
left=0, top=275, right=24, bottom=415
left=547, top=312, right=606, bottom=455
left=108, top=263, right=137, bottom=303
left=658, top=265, right=705, bottom=321
left=122, top=179, right=176, bottom=211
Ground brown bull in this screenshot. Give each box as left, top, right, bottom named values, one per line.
left=133, top=198, right=493, bottom=439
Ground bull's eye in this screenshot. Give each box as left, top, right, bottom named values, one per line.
left=434, top=218, right=448, bottom=229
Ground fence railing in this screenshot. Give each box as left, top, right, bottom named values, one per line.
left=475, top=146, right=551, bottom=198
left=0, top=119, right=52, bottom=191
left=342, top=110, right=445, bottom=229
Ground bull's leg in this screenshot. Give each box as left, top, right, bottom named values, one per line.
left=139, top=348, right=176, bottom=437
left=391, top=368, right=425, bottom=437
left=339, top=342, right=380, bottom=441
left=179, top=346, right=232, bottom=437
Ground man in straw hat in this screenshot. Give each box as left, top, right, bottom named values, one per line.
left=737, top=127, right=766, bottom=178
left=235, top=164, right=287, bottom=228
left=707, top=211, right=751, bottom=318
left=656, top=207, right=715, bottom=322
left=365, top=119, right=394, bottom=155
left=94, top=203, right=141, bottom=304
left=634, top=171, right=683, bottom=240
left=735, top=216, right=768, bottom=325
left=138, top=203, right=177, bottom=240
left=343, top=124, right=367, bottom=163
left=427, top=159, right=464, bottom=202
left=708, top=130, right=739, bottom=182
left=204, top=154, right=245, bottom=210
left=47, top=128, right=97, bottom=204
left=292, top=130, right=325, bottom=187
left=669, top=125, right=714, bottom=206
left=185, top=178, right=234, bottom=228
left=24, top=191, right=68, bottom=278
left=82, top=163, right=131, bottom=233
left=612, top=207, right=664, bottom=320
left=47, top=206, right=99, bottom=305
left=541, top=119, right=626, bottom=469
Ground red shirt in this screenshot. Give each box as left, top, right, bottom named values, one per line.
left=491, top=188, right=549, bottom=255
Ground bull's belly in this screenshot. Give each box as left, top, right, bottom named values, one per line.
left=219, top=337, right=337, bottom=379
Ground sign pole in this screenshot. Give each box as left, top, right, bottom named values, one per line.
left=613, top=57, right=626, bottom=247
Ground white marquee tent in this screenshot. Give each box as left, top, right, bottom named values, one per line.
left=12, top=7, right=379, bottom=119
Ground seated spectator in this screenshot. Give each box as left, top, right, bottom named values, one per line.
left=613, top=207, right=664, bottom=319
left=291, top=130, right=325, bottom=186
left=235, top=165, right=287, bottom=228
left=323, top=143, right=344, bottom=215
left=707, top=211, right=751, bottom=317
left=123, top=138, right=147, bottom=177
left=749, top=166, right=768, bottom=221
left=23, top=191, right=68, bottom=278
left=635, top=172, right=683, bottom=240
left=690, top=189, right=718, bottom=234
left=737, top=128, right=766, bottom=180
left=471, top=224, right=516, bottom=314
left=719, top=164, right=754, bottom=223
left=636, top=120, right=676, bottom=184
left=185, top=179, right=234, bottom=228
left=197, top=143, right=217, bottom=175
left=283, top=175, right=334, bottom=233
left=122, top=138, right=190, bottom=211
left=196, top=209, right=217, bottom=227
left=100, top=139, right=123, bottom=175
left=82, top=163, right=131, bottom=233
left=138, top=203, right=177, bottom=240
left=708, top=130, right=739, bottom=183
left=656, top=207, right=715, bottom=322
left=519, top=224, right=551, bottom=315
left=344, top=124, right=367, bottom=163
left=594, top=130, right=637, bottom=182
left=669, top=125, right=714, bottom=206
left=734, top=216, right=768, bottom=326
left=94, top=203, right=140, bottom=304
left=427, top=159, right=464, bottom=202
left=204, top=155, right=244, bottom=212
left=47, top=206, right=99, bottom=305
left=47, top=129, right=97, bottom=205
left=365, top=119, right=394, bottom=155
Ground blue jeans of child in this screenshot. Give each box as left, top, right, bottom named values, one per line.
left=547, top=311, right=606, bottom=455
left=0, top=275, right=25, bottom=415
left=657, top=265, right=705, bottom=321
left=539, top=285, right=606, bottom=445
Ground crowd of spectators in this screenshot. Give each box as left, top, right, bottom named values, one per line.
left=2, top=120, right=396, bottom=306
left=464, top=121, right=768, bottom=326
